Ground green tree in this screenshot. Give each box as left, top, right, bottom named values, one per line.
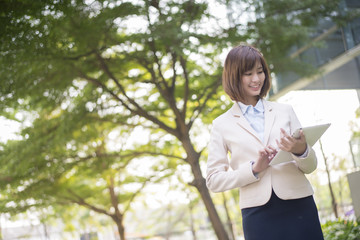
left=350, top=107, right=360, bottom=168
left=0, top=0, right=353, bottom=239
left=0, top=97, right=173, bottom=239
left=0, top=1, right=236, bottom=238
left=245, top=0, right=354, bottom=75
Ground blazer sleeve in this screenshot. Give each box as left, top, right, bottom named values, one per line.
left=206, top=120, right=259, bottom=193
left=289, top=106, right=318, bottom=174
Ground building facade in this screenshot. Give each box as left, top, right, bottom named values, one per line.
left=270, top=0, right=360, bottom=100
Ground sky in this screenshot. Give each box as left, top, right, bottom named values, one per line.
left=0, top=117, right=22, bottom=143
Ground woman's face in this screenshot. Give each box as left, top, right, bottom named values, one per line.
left=241, top=62, right=265, bottom=105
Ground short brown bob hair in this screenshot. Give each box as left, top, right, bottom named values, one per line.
left=222, top=44, right=271, bottom=102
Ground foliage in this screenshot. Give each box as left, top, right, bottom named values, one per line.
left=0, top=0, right=233, bottom=237
left=0, top=0, right=356, bottom=239
left=350, top=108, right=360, bottom=138
left=228, top=0, right=350, bottom=76
left=322, top=219, right=360, bottom=240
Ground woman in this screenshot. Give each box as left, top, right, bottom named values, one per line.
left=206, top=45, right=324, bottom=240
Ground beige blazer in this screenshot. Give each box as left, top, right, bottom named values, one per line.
left=206, top=100, right=317, bottom=209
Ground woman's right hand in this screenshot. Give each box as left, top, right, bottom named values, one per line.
left=252, top=145, right=278, bottom=175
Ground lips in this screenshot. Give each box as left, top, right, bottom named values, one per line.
left=250, top=85, right=261, bottom=90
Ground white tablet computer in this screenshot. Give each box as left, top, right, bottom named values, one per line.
left=270, top=123, right=331, bottom=165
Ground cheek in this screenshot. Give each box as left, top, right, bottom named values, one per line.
left=241, top=76, right=250, bottom=85
left=260, top=75, right=266, bottom=84
left=261, top=73, right=266, bottom=80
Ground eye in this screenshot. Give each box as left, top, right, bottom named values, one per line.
left=244, top=72, right=252, bottom=76
left=258, top=70, right=264, bottom=74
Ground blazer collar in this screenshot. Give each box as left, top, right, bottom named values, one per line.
left=263, top=100, right=275, bottom=146
left=230, top=99, right=275, bottom=146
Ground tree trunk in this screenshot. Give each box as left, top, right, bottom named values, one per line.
left=191, top=162, right=229, bottom=240
left=114, top=217, right=126, bottom=240
left=319, top=140, right=338, bottom=218
left=108, top=176, right=127, bottom=240
left=188, top=199, right=197, bottom=240
left=165, top=204, right=172, bottom=240
left=0, top=218, right=2, bottom=240
left=222, top=192, right=236, bottom=240
left=181, top=137, right=230, bottom=240
left=43, top=223, right=49, bottom=240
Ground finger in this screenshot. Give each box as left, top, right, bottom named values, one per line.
left=285, top=134, right=295, bottom=142
left=292, top=130, right=303, bottom=141
left=267, top=145, right=277, bottom=152
left=268, top=151, right=277, bottom=161
left=276, top=139, right=290, bottom=152
left=280, top=128, right=286, bottom=138
left=280, top=137, right=292, bottom=148
left=266, top=147, right=277, bottom=156
left=281, top=128, right=297, bottom=143
left=259, top=149, right=267, bottom=158
left=298, top=130, right=307, bottom=142
left=264, top=146, right=275, bottom=155
left=268, top=145, right=277, bottom=154
left=263, top=151, right=273, bottom=162
left=270, top=149, right=278, bottom=157
left=280, top=128, right=290, bottom=138
left=268, top=154, right=275, bottom=161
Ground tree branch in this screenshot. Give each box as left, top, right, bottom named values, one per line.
left=146, top=41, right=186, bottom=133
left=76, top=69, right=133, bottom=112
left=65, top=189, right=111, bottom=216
left=66, top=148, right=186, bottom=171
left=123, top=175, right=154, bottom=213
left=148, top=41, right=170, bottom=91
left=108, top=176, right=123, bottom=221
left=93, top=53, right=179, bottom=136
left=62, top=46, right=107, bottom=61
left=95, top=151, right=185, bottom=163
left=179, top=56, right=189, bottom=120
left=170, top=51, right=177, bottom=93
left=188, top=77, right=221, bottom=129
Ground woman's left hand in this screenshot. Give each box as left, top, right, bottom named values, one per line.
left=276, top=128, right=307, bottom=155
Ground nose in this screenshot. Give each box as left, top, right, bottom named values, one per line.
left=251, top=73, right=260, bottom=82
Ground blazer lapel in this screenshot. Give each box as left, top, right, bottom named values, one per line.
left=263, top=100, right=276, bottom=146
left=230, top=102, right=263, bottom=144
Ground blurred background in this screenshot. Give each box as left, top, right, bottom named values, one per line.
left=0, top=0, right=359, bottom=239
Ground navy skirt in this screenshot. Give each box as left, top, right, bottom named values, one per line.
left=241, top=190, right=324, bottom=240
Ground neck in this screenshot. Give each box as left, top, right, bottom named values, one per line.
left=243, top=97, right=259, bottom=106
